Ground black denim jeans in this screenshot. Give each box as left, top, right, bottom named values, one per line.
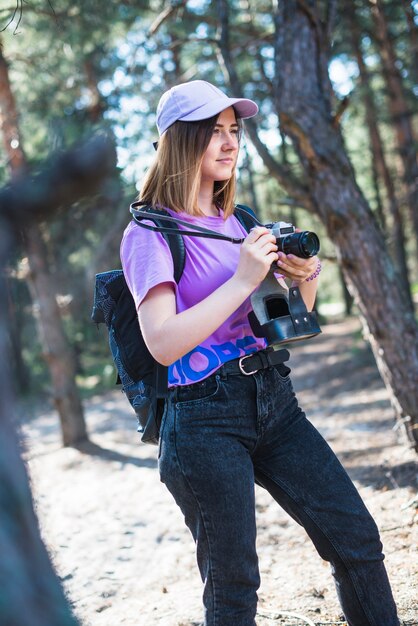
left=158, top=362, right=399, bottom=626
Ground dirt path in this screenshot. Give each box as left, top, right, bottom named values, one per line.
left=20, top=319, right=417, bottom=626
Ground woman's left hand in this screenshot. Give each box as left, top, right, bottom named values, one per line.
left=276, top=252, right=319, bottom=284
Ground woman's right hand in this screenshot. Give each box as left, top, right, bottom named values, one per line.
left=234, top=227, right=278, bottom=290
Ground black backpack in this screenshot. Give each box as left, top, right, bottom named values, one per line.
left=91, top=205, right=257, bottom=445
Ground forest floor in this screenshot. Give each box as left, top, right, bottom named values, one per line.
left=19, top=317, right=417, bottom=626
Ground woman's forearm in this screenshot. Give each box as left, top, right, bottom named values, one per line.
left=297, top=276, right=319, bottom=312
left=139, top=276, right=254, bottom=366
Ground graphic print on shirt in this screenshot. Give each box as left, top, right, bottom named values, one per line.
left=169, top=335, right=263, bottom=385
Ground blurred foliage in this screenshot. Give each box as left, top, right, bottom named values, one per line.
left=1, top=0, right=416, bottom=397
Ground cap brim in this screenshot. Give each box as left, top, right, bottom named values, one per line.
left=178, top=96, right=258, bottom=123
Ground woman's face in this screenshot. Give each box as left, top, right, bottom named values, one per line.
left=200, top=107, right=240, bottom=185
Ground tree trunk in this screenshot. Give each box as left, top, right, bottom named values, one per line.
left=370, top=149, right=386, bottom=232
left=339, top=267, right=354, bottom=317
left=0, top=48, right=26, bottom=172
left=273, top=1, right=418, bottom=448
left=22, top=226, right=88, bottom=446
left=0, top=40, right=88, bottom=446
left=241, top=141, right=261, bottom=215
left=370, top=0, right=418, bottom=262
left=87, top=186, right=127, bottom=288
left=348, top=3, right=413, bottom=311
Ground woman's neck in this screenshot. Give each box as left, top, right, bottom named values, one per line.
left=198, top=185, right=218, bottom=216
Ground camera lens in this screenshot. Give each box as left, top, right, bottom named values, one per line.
left=299, top=232, right=320, bottom=258
left=278, top=231, right=320, bottom=258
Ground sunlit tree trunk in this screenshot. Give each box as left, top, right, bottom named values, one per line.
left=22, top=227, right=87, bottom=445
left=272, top=0, right=418, bottom=448
left=88, top=196, right=127, bottom=286
left=241, top=142, right=261, bottom=215
left=370, top=0, right=418, bottom=262
left=0, top=42, right=87, bottom=446
left=348, top=3, right=413, bottom=311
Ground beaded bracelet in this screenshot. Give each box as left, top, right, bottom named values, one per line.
left=305, top=258, right=322, bottom=282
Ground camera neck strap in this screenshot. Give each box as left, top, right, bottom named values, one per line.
left=129, top=202, right=260, bottom=244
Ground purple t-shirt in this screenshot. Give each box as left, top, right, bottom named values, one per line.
left=120, top=208, right=266, bottom=386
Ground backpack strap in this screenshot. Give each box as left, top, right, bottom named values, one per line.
left=155, top=362, right=169, bottom=399
left=131, top=204, right=185, bottom=400
left=132, top=204, right=186, bottom=284
left=159, top=220, right=185, bottom=284
left=234, top=204, right=262, bottom=232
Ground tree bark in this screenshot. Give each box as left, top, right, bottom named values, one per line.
left=22, top=226, right=88, bottom=446
left=370, top=0, right=418, bottom=262
left=87, top=194, right=128, bottom=287
left=0, top=46, right=26, bottom=172
left=339, top=267, right=354, bottom=317
left=0, top=40, right=87, bottom=446
left=241, top=141, right=261, bottom=215
left=272, top=0, right=418, bottom=448
left=347, top=2, right=413, bottom=311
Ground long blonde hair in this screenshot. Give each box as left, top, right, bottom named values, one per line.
left=139, top=114, right=241, bottom=218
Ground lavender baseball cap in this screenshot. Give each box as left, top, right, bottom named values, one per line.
left=156, top=80, right=258, bottom=136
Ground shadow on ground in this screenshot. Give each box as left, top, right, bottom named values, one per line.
left=74, top=440, right=158, bottom=469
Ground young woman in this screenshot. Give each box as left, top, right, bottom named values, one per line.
left=121, top=80, right=399, bottom=626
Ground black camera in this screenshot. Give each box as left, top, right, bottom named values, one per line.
left=269, top=222, right=320, bottom=259
left=248, top=221, right=321, bottom=347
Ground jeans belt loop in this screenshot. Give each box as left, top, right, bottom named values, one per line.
left=259, top=350, right=270, bottom=369
left=238, top=354, right=259, bottom=376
